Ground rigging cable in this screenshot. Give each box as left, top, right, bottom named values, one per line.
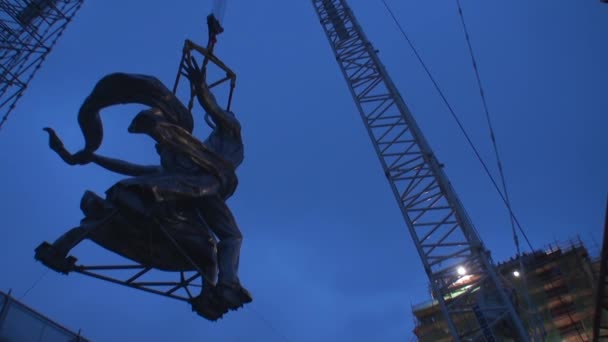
left=212, top=0, right=228, bottom=23
left=379, top=0, right=534, bottom=251
left=455, top=0, right=521, bottom=259
left=248, top=306, right=293, bottom=342
left=19, top=269, right=49, bottom=300
left=454, top=1, right=544, bottom=339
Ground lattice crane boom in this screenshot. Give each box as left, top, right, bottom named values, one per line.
left=0, top=0, right=85, bottom=131
left=311, top=0, right=529, bottom=340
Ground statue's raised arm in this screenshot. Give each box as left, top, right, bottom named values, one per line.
left=183, top=57, right=240, bottom=133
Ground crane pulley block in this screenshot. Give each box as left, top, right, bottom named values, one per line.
left=207, top=13, right=224, bottom=44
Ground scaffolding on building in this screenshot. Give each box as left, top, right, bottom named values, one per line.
left=528, top=239, right=594, bottom=341
left=0, top=0, right=84, bottom=131
left=592, top=199, right=608, bottom=341
left=412, top=237, right=599, bottom=341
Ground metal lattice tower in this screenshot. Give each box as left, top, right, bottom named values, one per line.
left=312, top=0, right=530, bottom=340
left=0, top=0, right=84, bottom=131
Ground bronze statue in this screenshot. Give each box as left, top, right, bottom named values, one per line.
left=35, top=57, right=251, bottom=321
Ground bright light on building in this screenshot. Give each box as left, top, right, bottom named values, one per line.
left=457, top=266, right=467, bottom=276
left=513, top=270, right=520, bottom=277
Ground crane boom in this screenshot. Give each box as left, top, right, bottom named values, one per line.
left=311, top=1, right=529, bottom=340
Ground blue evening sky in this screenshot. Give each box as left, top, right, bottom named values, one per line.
left=0, top=1, right=606, bottom=341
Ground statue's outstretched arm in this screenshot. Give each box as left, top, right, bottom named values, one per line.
left=183, top=58, right=240, bottom=132
left=91, top=154, right=160, bottom=176
left=44, top=127, right=159, bottom=176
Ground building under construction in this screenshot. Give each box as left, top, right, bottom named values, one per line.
left=412, top=239, right=599, bottom=341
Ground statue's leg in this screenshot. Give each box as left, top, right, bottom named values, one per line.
left=198, top=196, right=242, bottom=286
left=198, top=196, right=252, bottom=309
left=34, top=226, right=83, bottom=274
left=34, top=221, right=101, bottom=274
left=35, top=190, right=112, bottom=274
left=50, top=226, right=89, bottom=256
left=188, top=209, right=228, bottom=321
left=191, top=281, right=228, bottom=321
left=50, top=190, right=112, bottom=256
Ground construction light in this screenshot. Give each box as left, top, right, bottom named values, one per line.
left=513, top=270, right=520, bottom=277
left=457, top=266, right=467, bottom=276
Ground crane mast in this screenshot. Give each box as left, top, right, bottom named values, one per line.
left=311, top=0, right=529, bottom=340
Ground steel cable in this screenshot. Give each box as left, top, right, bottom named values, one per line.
left=379, top=0, right=534, bottom=251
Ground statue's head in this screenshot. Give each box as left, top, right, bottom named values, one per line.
left=128, top=108, right=168, bottom=134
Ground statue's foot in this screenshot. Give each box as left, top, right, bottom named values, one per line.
left=34, top=242, right=76, bottom=275
left=216, top=283, right=253, bottom=311
left=191, top=289, right=228, bottom=321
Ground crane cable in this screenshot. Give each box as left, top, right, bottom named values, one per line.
left=379, top=0, right=534, bottom=252
left=454, top=1, right=545, bottom=339
left=381, top=1, right=543, bottom=337
left=18, top=269, right=49, bottom=300
left=454, top=0, right=522, bottom=259
left=212, top=0, right=227, bottom=23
